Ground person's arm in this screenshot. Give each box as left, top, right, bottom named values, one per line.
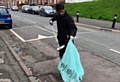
left=49, top=14, right=57, bottom=25
left=50, top=14, right=57, bottom=22
left=67, top=16, right=77, bottom=38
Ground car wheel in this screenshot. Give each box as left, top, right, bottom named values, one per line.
left=32, top=11, right=35, bottom=14
left=41, top=13, right=43, bottom=16
left=43, top=13, right=46, bottom=17
left=8, top=24, right=12, bottom=29
left=44, top=14, right=47, bottom=17
left=39, top=13, right=41, bottom=16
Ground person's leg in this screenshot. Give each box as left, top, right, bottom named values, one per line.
left=59, top=47, right=66, bottom=59
left=58, top=39, right=69, bottom=80
left=58, top=39, right=69, bottom=59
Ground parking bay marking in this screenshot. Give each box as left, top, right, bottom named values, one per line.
left=25, top=35, right=54, bottom=42
left=35, top=26, right=54, bottom=34
left=13, top=25, right=37, bottom=29
left=110, top=49, right=120, bottom=54
left=10, top=29, right=26, bottom=42
left=10, top=26, right=54, bottom=42
left=24, top=19, right=36, bottom=24
left=13, top=16, right=35, bottom=24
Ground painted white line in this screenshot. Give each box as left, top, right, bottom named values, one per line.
left=24, top=19, right=36, bottom=24
left=110, top=49, right=120, bottom=54
left=38, top=35, right=54, bottom=39
left=44, top=25, right=57, bottom=32
left=25, top=35, right=54, bottom=42
left=10, top=29, right=25, bottom=42
left=13, top=25, right=36, bottom=29
left=25, top=38, right=39, bottom=42
left=10, top=25, right=56, bottom=42
left=10, top=26, right=54, bottom=42
left=35, top=26, right=53, bottom=34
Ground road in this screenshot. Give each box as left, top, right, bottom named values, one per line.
left=0, top=10, right=120, bottom=82
left=10, top=10, right=120, bottom=64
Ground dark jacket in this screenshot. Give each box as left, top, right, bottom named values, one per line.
left=50, top=11, right=77, bottom=42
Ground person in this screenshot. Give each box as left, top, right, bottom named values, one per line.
left=49, top=3, right=77, bottom=59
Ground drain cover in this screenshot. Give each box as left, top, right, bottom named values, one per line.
left=39, top=74, right=58, bottom=82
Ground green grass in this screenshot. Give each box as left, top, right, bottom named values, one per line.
left=64, top=0, right=120, bottom=22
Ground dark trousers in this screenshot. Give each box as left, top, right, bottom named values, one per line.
left=59, top=45, right=67, bottom=59
left=58, top=39, right=69, bottom=59
left=58, top=39, right=74, bottom=59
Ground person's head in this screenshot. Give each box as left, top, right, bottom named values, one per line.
left=55, top=3, right=65, bottom=16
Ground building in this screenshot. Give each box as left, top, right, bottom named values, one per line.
left=65, top=0, right=93, bottom=3
left=0, top=0, right=9, bottom=8
left=8, top=0, right=93, bottom=9
left=28, top=0, right=64, bottom=5
left=29, top=0, right=93, bottom=5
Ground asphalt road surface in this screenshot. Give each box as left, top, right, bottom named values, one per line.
left=7, top=10, right=120, bottom=65
left=0, top=10, right=120, bottom=82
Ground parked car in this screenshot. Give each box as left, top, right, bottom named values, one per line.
left=28, top=6, right=40, bottom=14
left=11, top=6, right=19, bottom=11
left=21, top=5, right=30, bottom=13
left=39, top=6, right=56, bottom=17
left=0, top=6, right=12, bottom=29
left=22, top=5, right=30, bottom=10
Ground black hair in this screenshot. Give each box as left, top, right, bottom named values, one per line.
left=55, top=3, right=64, bottom=11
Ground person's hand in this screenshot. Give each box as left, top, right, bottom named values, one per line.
left=70, top=36, right=75, bottom=40
left=49, top=20, right=53, bottom=26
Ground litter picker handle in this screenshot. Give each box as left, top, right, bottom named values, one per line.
left=51, top=25, right=59, bottom=47
left=51, top=25, right=65, bottom=50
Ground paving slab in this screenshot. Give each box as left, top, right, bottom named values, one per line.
left=80, top=51, right=120, bottom=82
left=0, top=36, right=31, bottom=82
left=33, top=57, right=60, bottom=75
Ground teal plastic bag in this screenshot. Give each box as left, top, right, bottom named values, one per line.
left=58, top=39, right=84, bottom=82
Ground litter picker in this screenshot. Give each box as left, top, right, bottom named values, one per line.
left=51, top=25, right=65, bottom=50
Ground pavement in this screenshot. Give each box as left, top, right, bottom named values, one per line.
left=0, top=36, right=31, bottom=82
left=74, top=17, right=120, bottom=33
left=0, top=18, right=120, bottom=82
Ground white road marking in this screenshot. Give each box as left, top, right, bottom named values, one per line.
left=13, top=25, right=37, bottom=29
left=35, top=26, right=53, bottom=34
left=10, top=26, right=54, bottom=42
left=44, top=25, right=58, bottom=34
left=44, top=25, right=57, bottom=31
left=24, top=19, right=36, bottom=24
left=45, top=25, right=95, bottom=35
left=110, top=49, right=120, bottom=54
left=38, top=35, right=53, bottom=39
left=25, top=35, right=54, bottom=42
left=10, top=29, right=25, bottom=42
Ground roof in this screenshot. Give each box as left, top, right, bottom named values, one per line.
left=0, top=6, right=6, bottom=8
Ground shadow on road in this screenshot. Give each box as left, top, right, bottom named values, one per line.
left=0, top=25, right=10, bottom=30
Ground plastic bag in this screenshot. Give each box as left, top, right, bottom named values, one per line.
left=58, top=39, right=84, bottom=82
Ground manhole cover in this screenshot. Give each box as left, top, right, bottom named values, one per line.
left=39, top=74, right=58, bottom=82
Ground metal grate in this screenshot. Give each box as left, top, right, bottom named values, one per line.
left=39, top=74, right=58, bottom=82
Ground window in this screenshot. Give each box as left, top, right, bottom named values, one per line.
left=50, top=0, right=52, bottom=3
left=0, top=8, right=7, bottom=13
